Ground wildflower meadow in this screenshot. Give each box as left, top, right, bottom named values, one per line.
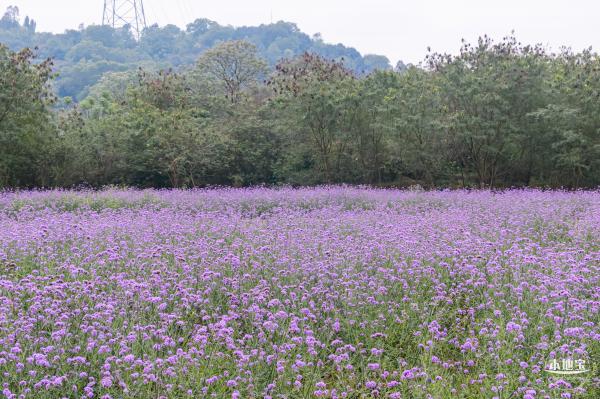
left=0, top=188, right=598, bottom=398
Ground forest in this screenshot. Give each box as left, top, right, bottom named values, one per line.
left=1, top=6, right=599, bottom=189
left=0, top=6, right=394, bottom=100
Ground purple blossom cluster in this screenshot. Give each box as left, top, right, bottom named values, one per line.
left=0, top=188, right=598, bottom=398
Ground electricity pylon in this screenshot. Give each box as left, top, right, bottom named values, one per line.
left=102, top=0, right=147, bottom=39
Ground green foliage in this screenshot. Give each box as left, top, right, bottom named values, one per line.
left=0, top=29, right=599, bottom=189
left=61, top=68, right=234, bottom=188
left=427, top=36, right=550, bottom=187
left=196, top=40, right=267, bottom=103
left=0, top=44, right=56, bottom=187
left=0, top=8, right=391, bottom=100
left=269, top=53, right=357, bottom=183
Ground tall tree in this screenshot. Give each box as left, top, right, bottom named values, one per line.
left=428, top=35, right=549, bottom=188
left=196, top=40, right=268, bottom=103
left=270, top=53, right=356, bottom=183
left=0, top=45, right=55, bottom=187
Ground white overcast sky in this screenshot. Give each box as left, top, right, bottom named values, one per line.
left=1, top=0, right=598, bottom=64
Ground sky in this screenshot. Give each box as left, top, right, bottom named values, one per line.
left=1, top=0, right=599, bottom=65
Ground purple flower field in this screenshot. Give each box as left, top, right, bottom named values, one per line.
left=0, top=188, right=598, bottom=398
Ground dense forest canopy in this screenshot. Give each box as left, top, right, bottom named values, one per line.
left=0, top=6, right=393, bottom=100
left=0, top=6, right=599, bottom=189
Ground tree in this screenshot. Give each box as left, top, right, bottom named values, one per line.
left=1, top=16, right=391, bottom=97
left=140, top=24, right=184, bottom=61
left=362, top=54, right=392, bottom=73
left=1, top=28, right=599, bottom=189
left=196, top=40, right=268, bottom=103
left=23, top=16, right=36, bottom=34
left=270, top=53, right=357, bottom=183
left=391, top=66, right=446, bottom=186
left=394, top=60, right=408, bottom=73
left=527, top=48, right=600, bottom=187
left=350, top=70, right=399, bottom=183
left=186, top=18, right=218, bottom=37
left=0, top=45, right=56, bottom=187
left=0, top=6, right=19, bottom=30
left=428, top=35, right=550, bottom=188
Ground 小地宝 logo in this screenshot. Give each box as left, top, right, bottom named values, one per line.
left=544, top=358, right=590, bottom=375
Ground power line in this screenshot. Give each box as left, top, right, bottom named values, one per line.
left=102, top=0, right=148, bottom=40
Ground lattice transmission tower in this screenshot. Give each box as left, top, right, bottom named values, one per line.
left=102, top=0, right=147, bottom=39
